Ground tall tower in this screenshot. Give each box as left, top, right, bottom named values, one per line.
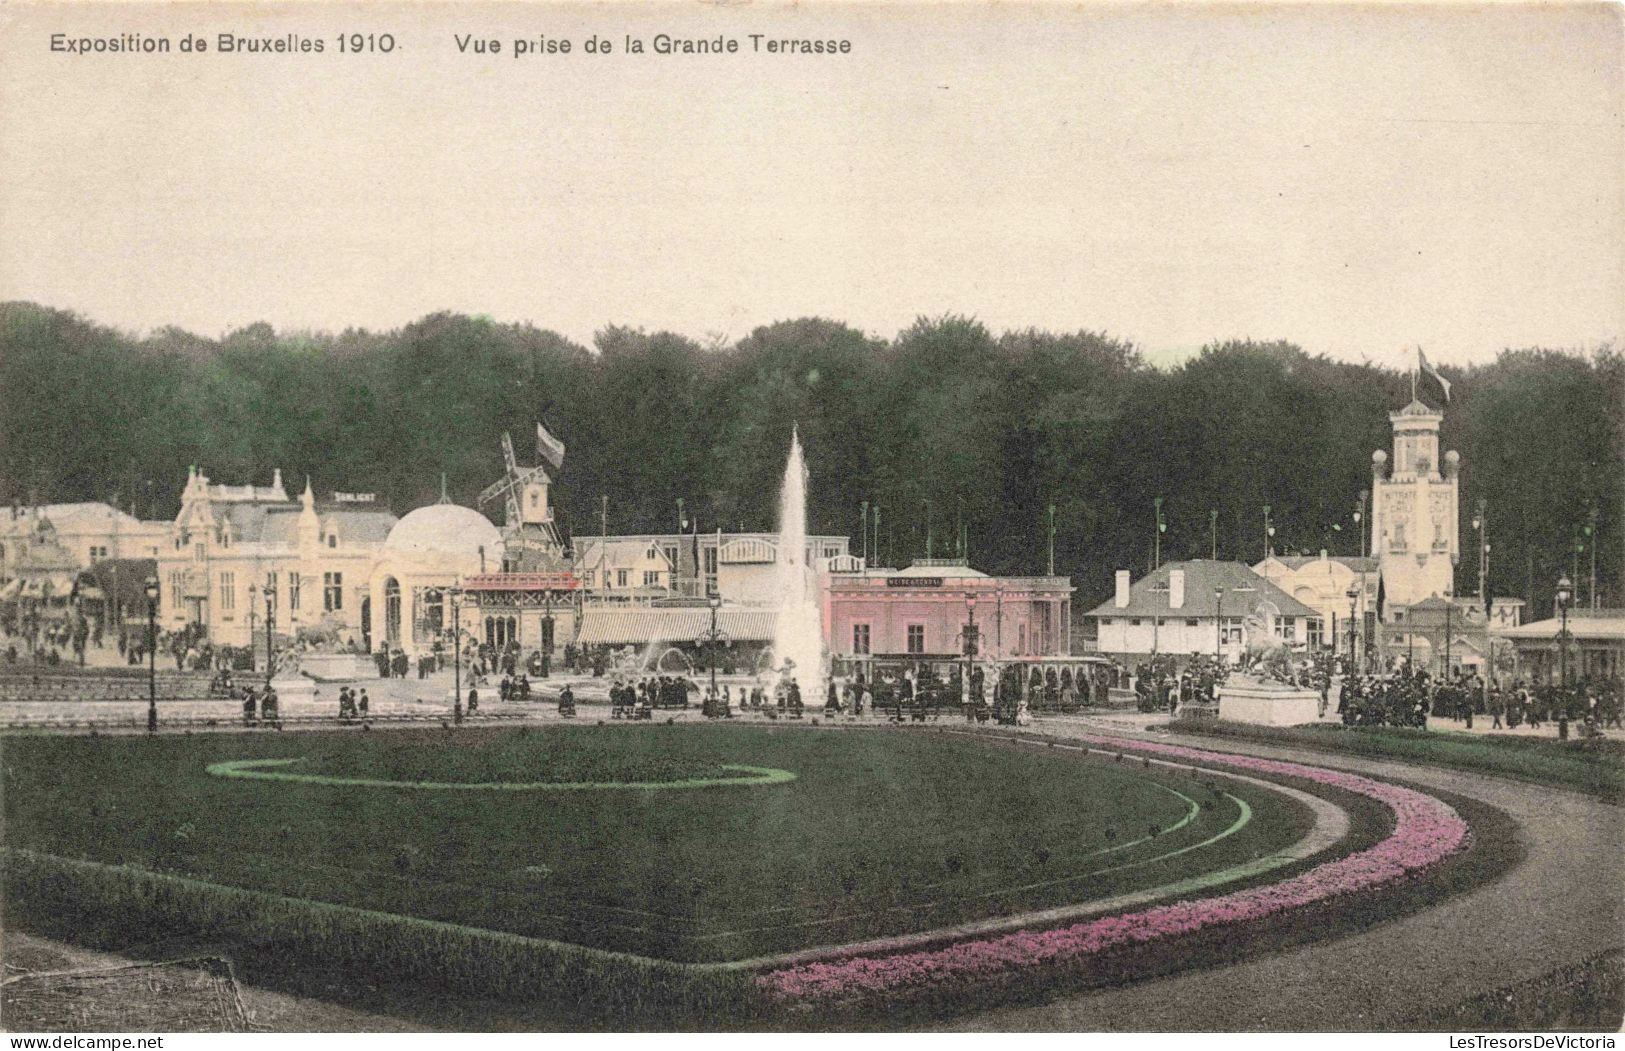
left=1370, top=399, right=1460, bottom=615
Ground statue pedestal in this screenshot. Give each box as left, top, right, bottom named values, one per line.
left=269, top=674, right=317, bottom=706
left=300, top=653, right=377, bottom=681
left=1218, top=676, right=1320, bottom=727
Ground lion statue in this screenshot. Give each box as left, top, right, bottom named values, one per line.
left=1238, top=607, right=1303, bottom=688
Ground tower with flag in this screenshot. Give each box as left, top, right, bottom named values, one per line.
left=1370, top=349, right=1461, bottom=624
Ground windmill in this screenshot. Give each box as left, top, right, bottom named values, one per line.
left=479, top=430, right=564, bottom=568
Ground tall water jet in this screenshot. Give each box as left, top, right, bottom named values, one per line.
left=771, top=426, right=824, bottom=689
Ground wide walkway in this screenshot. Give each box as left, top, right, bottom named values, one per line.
left=948, top=715, right=1624, bottom=1031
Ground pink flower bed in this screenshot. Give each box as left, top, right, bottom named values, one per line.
left=758, top=735, right=1469, bottom=1002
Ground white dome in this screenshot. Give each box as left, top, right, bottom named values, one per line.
left=383, top=504, right=502, bottom=563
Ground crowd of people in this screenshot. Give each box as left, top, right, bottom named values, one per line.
left=608, top=676, right=695, bottom=719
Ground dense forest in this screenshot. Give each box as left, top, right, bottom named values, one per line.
left=2, top=302, right=1619, bottom=613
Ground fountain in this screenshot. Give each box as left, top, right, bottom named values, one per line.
left=770, top=426, right=824, bottom=692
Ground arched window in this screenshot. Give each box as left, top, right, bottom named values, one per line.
left=384, top=577, right=402, bottom=644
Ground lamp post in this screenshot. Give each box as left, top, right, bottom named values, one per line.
left=1153, top=497, right=1164, bottom=570
left=962, top=592, right=979, bottom=712
left=1587, top=505, right=1598, bottom=609
left=1214, top=586, right=1224, bottom=662
left=1210, top=509, right=1218, bottom=560
left=448, top=587, right=464, bottom=724
left=1047, top=503, right=1056, bottom=577
left=697, top=592, right=729, bottom=717
left=261, top=578, right=277, bottom=690
left=144, top=576, right=159, bottom=733
left=1472, top=501, right=1489, bottom=609
left=1355, top=491, right=1368, bottom=671
left=1262, top=505, right=1273, bottom=560
left=540, top=587, right=555, bottom=678
left=1346, top=586, right=1359, bottom=672
left=1556, top=575, right=1573, bottom=702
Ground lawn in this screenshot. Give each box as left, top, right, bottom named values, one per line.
left=1, top=724, right=1313, bottom=963
left=1166, top=717, right=1625, bottom=802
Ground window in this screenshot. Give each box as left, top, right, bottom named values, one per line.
left=906, top=624, right=925, bottom=654
left=1186, top=618, right=1200, bottom=627
left=643, top=570, right=661, bottom=587
left=323, top=572, right=343, bottom=612
left=703, top=546, right=718, bottom=576
left=662, top=545, right=679, bottom=571
left=168, top=570, right=182, bottom=607
left=219, top=572, right=235, bottom=611
left=584, top=570, right=596, bottom=589
left=1129, top=618, right=1142, bottom=626
left=327, top=534, right=337, bottom=549
left=1306, top=617, right=1324, bottom=646
left=853, top=624, right=871, bottom=655
left=617, top=569, right=628, bottom=588
left=288, top=572, right=301, bottom=612
left=1100, top=618, right=1113, bottom=626
left=194, top=544, right=205, bottom=562
left=530, top=491, right=540, bottom=509
left=88, top=545, right=107, bottom=560
left=1274, top=616, right=1290, bottom=638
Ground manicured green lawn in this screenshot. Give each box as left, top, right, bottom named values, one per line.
left=2, top=725, right=1311, bottom=962
left=1167, top=718, right=1625, bottom=802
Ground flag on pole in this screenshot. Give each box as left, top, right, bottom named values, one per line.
left=535, top=422, right=566, bottom=469
left=1417, top=347, right=1451, bottom=403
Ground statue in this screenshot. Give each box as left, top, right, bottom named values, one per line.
left=1238, top=607, right=1303, bottom=688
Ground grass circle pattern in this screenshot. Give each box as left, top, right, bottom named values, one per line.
left=205, top=756, right=797, bottom=791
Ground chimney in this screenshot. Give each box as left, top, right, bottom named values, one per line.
left=1320, top=548, right=1328, bottom=560
left=1114, top=570, right=1131, bottom=608
left=1169, top=569, right=1185, bottom=609
left=272, top=468, right=284, bottom=493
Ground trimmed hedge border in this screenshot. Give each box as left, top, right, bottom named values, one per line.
left=0, top=848, right=762, bottom=1028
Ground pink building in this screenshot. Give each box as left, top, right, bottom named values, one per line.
left=823, top=558, right=1074, bottom=667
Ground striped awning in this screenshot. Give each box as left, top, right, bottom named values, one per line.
left=575, top=607, right=778, bottom=646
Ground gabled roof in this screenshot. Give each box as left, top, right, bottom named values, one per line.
left=1261, top=554, right=1379, bottom=573
left=1086, top=560, right=1318, bottom=620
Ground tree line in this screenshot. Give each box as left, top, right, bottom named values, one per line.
left=2, top=301, right=1618, bottom=614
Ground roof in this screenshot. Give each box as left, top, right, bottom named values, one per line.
left=575, top=607, right=778, bottom=646
left=384, top=504, right=500, bottom=560
left=0, top=503, right=147, bottom=536
left=887, top=561, right=990, bottom=579
left=1494, top=611, right=1625, bottom=642
left=1262, top=554, right=1379, bottom=573
left=1393, top=399, right=1443, bottom=418
left=1085, top=560, right=1318, bottom=620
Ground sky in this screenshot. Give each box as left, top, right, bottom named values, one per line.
left=1, top=1, right=1621, bottom=369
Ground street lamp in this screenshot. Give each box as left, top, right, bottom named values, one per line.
left=1262, top=505, right=1273, bottom=560
left=144, top=576, right=159, bottom=733
left=1346, top=586, right=1359, bottom=670
left=1556, top=575, right=1573, bottom=702
left=1153, top=497, right=1164, bottom=570
left=540, top=587, right=555, bottom=678
left=697, top=592, right=729, bottom=717
left=1209, top=509, right=1218, bottom=561
left=448, top=586, right=465, bottom=724
left=962, top=592, right=980, bottom=711
left=261, top=578, right=277, bottom=690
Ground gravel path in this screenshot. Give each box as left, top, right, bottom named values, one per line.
left=948, top=719, right=1625, bottom=1032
